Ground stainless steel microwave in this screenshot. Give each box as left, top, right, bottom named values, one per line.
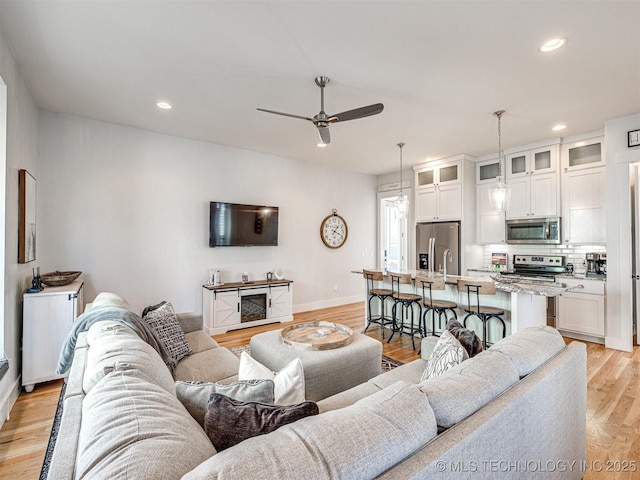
left=506, top=218, right=561, bottom=244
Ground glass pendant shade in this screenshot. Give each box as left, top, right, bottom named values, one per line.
left=489, top=110, right=511, bottom=211
left=488, top=175, right=511, bottom=211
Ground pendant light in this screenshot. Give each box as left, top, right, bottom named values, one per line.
left=489, top=110, right=511, bottom=211
left=394, top=142, right=408, bottom=218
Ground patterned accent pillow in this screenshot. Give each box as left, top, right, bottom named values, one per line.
left=176, top=379, right=276, bottom=427
left=142, top=302, right=192, bottom=367
left=204, top=393, right=319, bottom=451
left=421, top=330, right=469, bottom=381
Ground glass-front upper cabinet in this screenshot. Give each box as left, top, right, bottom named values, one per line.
left=416, top=161, right=460, bottom=188
left=507, top=145, right=557, bottom=179
left=561, top=135, right=605, bottom=172
left=476, top=157, right=501, bottom=184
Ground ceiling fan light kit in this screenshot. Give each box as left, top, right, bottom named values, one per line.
left=257, top=76, right=384, bottom=146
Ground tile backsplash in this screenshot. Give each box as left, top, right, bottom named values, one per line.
left=480, top=244, right=606, bottom=270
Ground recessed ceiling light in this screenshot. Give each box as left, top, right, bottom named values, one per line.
left=552, top=124, right=567, bottom=131
left=156, top=101, right=172, bottom=110
left=317, top=142, right=327, bottom=148
left=538, top=37, right=568, bottom=53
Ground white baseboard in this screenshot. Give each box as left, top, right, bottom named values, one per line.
left=293, top=295, right=363, bottom=315
left=0, top=372, right=21, bottom=431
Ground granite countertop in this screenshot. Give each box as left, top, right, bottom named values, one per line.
left=353, top=269, right=582, bottom=297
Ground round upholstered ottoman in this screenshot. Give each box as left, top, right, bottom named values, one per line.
left=249, top=329, right=383, bottom=402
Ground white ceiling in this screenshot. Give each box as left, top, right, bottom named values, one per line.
left=1, top=1, right=639, bottom=175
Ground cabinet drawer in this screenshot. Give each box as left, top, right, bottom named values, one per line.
left=559, top=277, right=605, bottom=295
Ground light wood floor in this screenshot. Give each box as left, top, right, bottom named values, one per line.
left=0, top=302, right=638, bottom=479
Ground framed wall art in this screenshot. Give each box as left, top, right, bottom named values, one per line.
left=19, top=169, right=36, bottom=263
left=628, top=129, right=640, bottom=148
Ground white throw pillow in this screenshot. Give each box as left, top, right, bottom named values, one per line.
left=421, top=330, right=469, bottom=380
left=237, top=352, right=305, bottom=405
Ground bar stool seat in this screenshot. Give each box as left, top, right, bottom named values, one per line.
left=457, top=278, right=506, bottom=349
left=416, top=275, right=458, bottom=338
left=362, top=269, right=394, bottom=338
left=387, top=272, right=422, bottom=350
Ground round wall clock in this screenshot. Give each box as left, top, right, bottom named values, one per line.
left=320, top=209, right=348, bottom=249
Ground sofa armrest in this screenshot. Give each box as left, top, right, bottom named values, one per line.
left=176, top=312, right=203, bottom=334
left=420, top=336, right=439, bottom=360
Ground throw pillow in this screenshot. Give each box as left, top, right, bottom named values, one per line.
left=204, top=393, right=319, bottom=451
left=142, top=302, right=192, bottom=367
left=446, top=319, right=483, bottom=357
left=176, top=379, right=276, bottom=427
left=421, top=330, right=469, bottom=381
left=237, top=352, right=305, bottom=405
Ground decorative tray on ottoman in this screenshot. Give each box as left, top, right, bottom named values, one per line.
left=280, top=321, right=353, bottom=350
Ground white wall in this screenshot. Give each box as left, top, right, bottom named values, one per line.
left=605, top=113, right=640, bottom=352
left=0, top=25, right=40, bottom=427
left=37, top=112, right=377, bottom=315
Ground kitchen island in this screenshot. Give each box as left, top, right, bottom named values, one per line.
left=354, top=270, right=581, bottom=344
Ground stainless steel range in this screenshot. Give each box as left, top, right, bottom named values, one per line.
left=509, top=255, right=567, bottom=281
left=506, top=254, right=567, bottom=328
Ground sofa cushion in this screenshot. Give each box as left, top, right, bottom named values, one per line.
left=83, top=320, right=175, bottom=395
left=488, top=325, right=566, bottom=377
left=77, top=368, right=216, bottom=479
left=142, top=302, right=192, bottom=366
left=204, top=394, right=319, bottom=451
left=183, top=381, right=437, bottom=480
left=368, top=358, right=427, bottom=390
left=173, top=345, right=240, bottom=383
left=238, top=352, right=305, bottom=405
left=421, top=330, right=469, bottom=380
left=176, top=379, right=275, bottom=426
left=418, top=350, right=519, bottom=428
left=184, top=330, right=218, bottom=354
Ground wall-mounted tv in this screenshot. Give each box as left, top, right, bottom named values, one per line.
left=209, top=202, right=279, bottom=247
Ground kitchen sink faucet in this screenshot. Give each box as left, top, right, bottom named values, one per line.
left=443, top=249, right=452, bottom=281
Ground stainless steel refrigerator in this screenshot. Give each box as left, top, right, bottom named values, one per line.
left=416, top=221, right=461, bottom=275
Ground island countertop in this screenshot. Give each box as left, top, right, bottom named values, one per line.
left=352, top=269, right=581, bottom=297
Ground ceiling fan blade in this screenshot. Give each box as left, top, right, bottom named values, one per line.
left=329, top=103, right=384, bottom=123
left=257, top=108, right=314, bottom=123
left=317, top=126, right=331, bottom=145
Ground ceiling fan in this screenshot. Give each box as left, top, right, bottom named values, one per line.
left=257, top=76, right=384, bottom=145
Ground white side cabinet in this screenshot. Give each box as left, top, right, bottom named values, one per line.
left=557, top=277, right=605, bottom=339
left=414, top=160, right=462, bottom=221
left=203, top=280, right=293, bottom=335
left=22, top=279, right=84, bottom=392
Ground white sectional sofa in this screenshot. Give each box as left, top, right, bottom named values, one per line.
left=47, top=292, right=587, bottom=479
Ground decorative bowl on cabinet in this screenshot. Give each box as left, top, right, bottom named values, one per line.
left=41, top=271, right=82, bottom=287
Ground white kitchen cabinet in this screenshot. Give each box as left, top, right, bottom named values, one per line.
left=476, top=183, right=505, bottom=244
left=562, top=167, right=606, bottom=244
left=561, top=135, right=605, bottom=172
left=203, top=280, right=293, bottom=335
left=415, top=160, right=462, bottom=221
left=506, top=144, right=559, bottom=219
left=22, top=279, right=84, bottom=392
left=476, top=158, right=501, bottom=184
left=557, top=277, right=605, bottom=338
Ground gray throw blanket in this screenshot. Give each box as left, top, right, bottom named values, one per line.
left=56, top=306, right=174, bottom=374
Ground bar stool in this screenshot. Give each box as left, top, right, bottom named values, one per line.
left=415, top=275, right=458, bottom=337
left=456, top=278, right=506, bottom=349
left=362, top=269, right=394, bottom=338
left=387, top=272, right=422, bottom=350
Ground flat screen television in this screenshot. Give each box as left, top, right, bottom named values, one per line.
left=209, top=202, right=279, bottom=247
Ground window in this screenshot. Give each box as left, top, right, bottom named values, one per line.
left=378, top=193, right=407, bottom=271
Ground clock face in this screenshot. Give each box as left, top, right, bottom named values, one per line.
left=321, top=214, right=348, bottom=249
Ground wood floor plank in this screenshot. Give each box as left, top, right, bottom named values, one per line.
left=0, top=301, right=637, bottom=480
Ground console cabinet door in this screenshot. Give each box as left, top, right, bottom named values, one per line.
left=269, top=285, right=292, bottom=319
left=214, top=291, right=241, bottom=328
left=557, top=291, right=605, bottom=336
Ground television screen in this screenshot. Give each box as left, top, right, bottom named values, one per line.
left=209, top=202, right=279, bottom=247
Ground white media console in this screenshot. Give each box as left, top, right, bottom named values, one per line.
left=202, top=279, right=293, bottom=335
